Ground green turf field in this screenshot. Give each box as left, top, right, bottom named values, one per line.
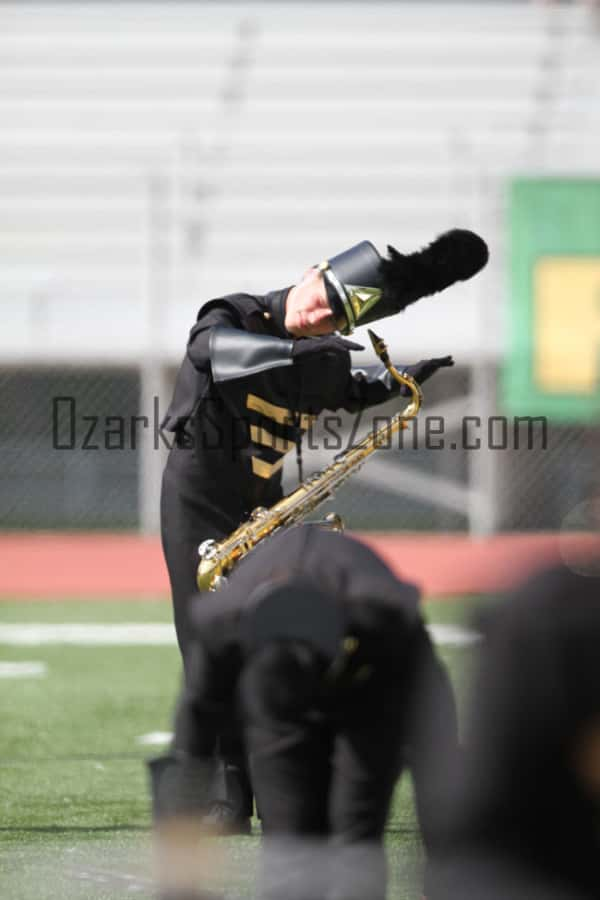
left=0, top=597, right=484, bottom=900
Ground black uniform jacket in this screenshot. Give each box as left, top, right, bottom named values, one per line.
left=431, top=564, right=600, bottom=900
left=176, top=525, right=457, bottom=766
left=161, top=289, right=398, bottom=531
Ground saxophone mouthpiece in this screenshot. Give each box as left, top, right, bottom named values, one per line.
left=368, top=329, right=389, bottom=366
left=367, top=328, right=380, bottom=348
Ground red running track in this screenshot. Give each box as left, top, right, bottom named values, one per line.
left=1, top=531, right=598, bottom=600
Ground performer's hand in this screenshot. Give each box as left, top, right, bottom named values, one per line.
left=403, top=355, right=454, bottom=385
left=292, top=335, right=364, bottom=361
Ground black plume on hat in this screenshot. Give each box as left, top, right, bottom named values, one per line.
left=380, top=228, right=489, bottom=312
left=320, top=228, right=489, bottom=334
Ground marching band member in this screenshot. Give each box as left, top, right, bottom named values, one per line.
left=149, top=525, right=459, bottom=900
left=160, top=230, right=487, bottom=830
left=429, top=562, right=600, bottom=900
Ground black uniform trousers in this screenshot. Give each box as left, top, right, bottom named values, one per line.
left=160, top=443, right=253, bottom=818
left=238, top=659, right=411, bottom=900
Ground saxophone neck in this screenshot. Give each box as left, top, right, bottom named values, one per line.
left=367, top=328, right=422, bottom=420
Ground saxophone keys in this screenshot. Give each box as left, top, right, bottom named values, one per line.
left=250, top=506, right=268, bottom=521
left=325, top=512, right=344, bottom=532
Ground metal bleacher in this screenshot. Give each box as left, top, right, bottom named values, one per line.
left=2, top=1, right=599, bottom=365
left=1, top=1, right=598, bottom=535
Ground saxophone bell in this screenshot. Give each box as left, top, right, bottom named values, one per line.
left=198, top=539, right=218, bottom=560
left=197, top=540, right=223, bottom=592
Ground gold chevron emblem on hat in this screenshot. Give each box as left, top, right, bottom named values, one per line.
left=346, top=284, right=383, bottom=324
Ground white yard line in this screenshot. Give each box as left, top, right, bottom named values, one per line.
left=0, top=622, right=480, bottom=648
left=0, top=660, right=47, bottom=678
left=427, top=624, right=482, bottom=647
left=68, top=866, right=153, bottom=891
left=0, top=624, right=176, bottom=646
left=136, top=731, right=173, bottom=746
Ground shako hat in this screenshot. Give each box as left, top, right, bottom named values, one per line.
left=318, top=228, right=489, bottom=335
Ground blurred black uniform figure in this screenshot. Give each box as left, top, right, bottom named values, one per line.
left=429, top=563, right=600, bottom=900
left=162, top=289, right=359, bottom=663
left=150, top=525, right=459, bottom=900
left=160, top=286, right=452, bottom=826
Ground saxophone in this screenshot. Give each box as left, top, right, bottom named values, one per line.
left=197, top=329, right=423, bottom=591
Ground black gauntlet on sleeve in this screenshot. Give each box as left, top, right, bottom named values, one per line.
left=209, top=327, right=294, bottom=383
left=186, top=304, right=241, bottom=372
left=208, top=328, right=363, bottom=383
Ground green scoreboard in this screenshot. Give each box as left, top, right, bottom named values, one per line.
left=503, top=178, right=600, bottom=422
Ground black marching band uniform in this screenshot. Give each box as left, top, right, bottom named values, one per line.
left=151, top=525, right=460, bottom=900
left=429, top=562, right=600, bottom=900
left=159, top=230, right=488, bottom=827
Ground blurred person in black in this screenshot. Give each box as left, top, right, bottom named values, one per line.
left=149, top=525, right=460, bottom=900
left=159, top=230, right=488, bottom=830
left=429, top=561, right=600, bottom=900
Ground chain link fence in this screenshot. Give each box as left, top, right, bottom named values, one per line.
left=0, top=368, right=140, bottom=530
left=497, top=422, right=599, bottom=532
left=2, top=362, right=597, bottom=533
left=297, top=365, right=472, bottom=533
